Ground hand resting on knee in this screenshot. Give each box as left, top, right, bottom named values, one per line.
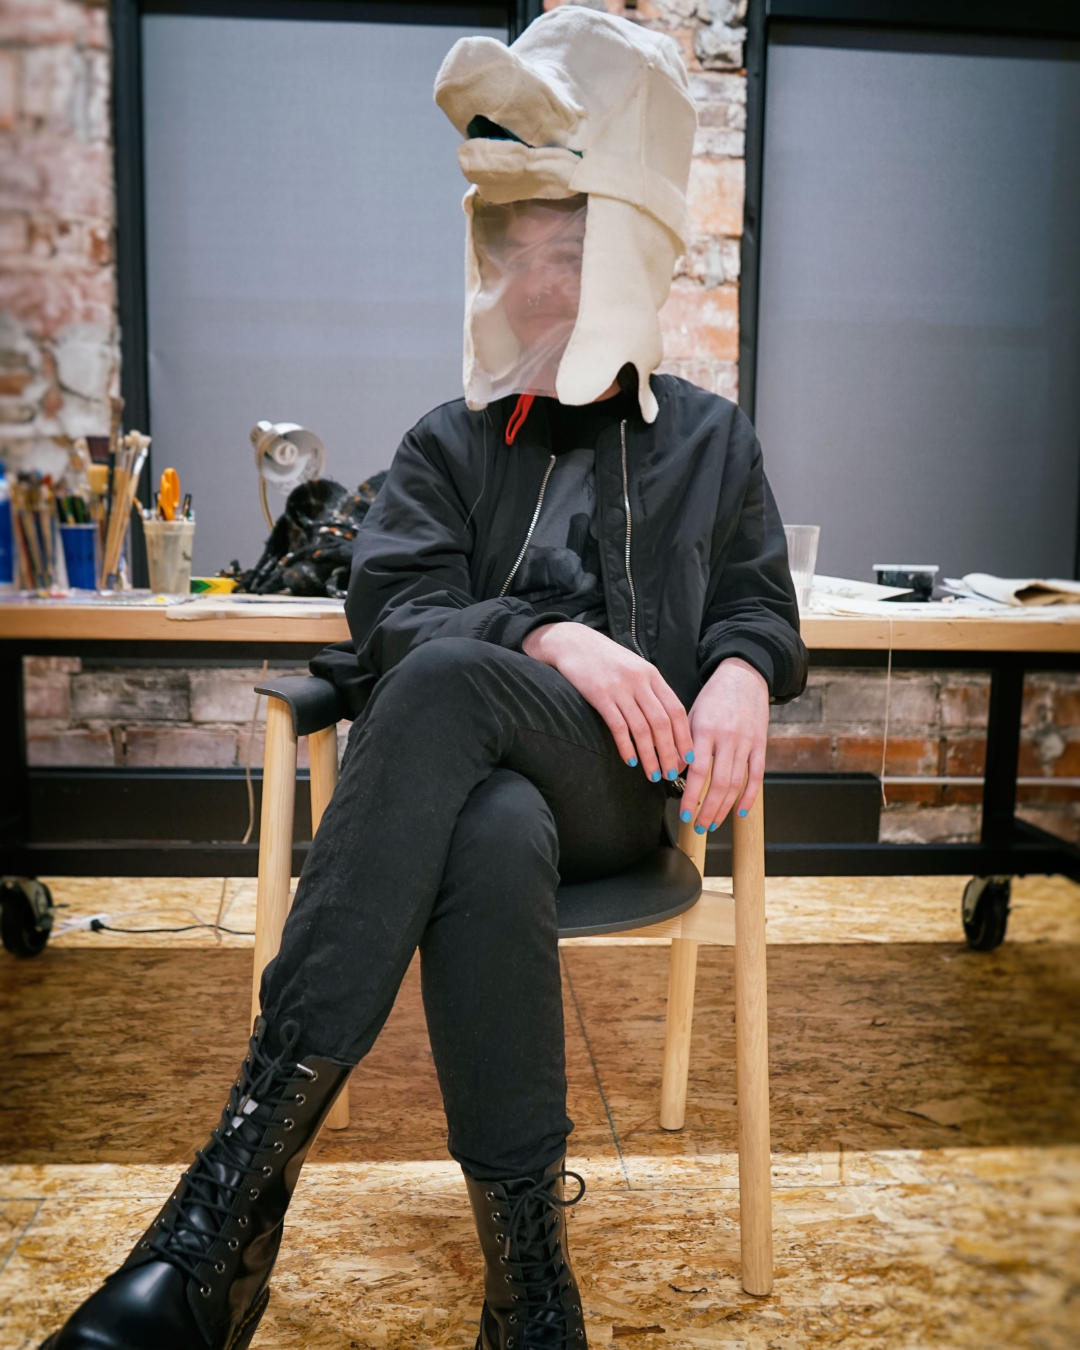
left=522, top=623, right=769, bottom=830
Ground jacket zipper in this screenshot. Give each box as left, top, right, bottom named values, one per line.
left=499, top=453, right=556, bottom=596
left=621, top=419, right=644, bottom=657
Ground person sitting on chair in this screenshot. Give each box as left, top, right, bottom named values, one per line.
left=41, top=10, right=807, bottom=1350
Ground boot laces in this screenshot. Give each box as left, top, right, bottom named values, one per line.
left=497, top=1169, right=586, bottom=1350
left=144, top=1021, right=305, bottom=1286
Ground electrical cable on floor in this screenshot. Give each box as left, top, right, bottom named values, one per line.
left=89, top=919, right=255, bottom=936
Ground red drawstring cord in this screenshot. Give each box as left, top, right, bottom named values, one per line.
left=505, top=392, right=535, bottom=445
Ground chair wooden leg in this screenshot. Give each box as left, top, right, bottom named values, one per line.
left=308, top=724, right=351, bottom=1132
left=251, top=698, right=298, bottom=1029
left=660, top=936, right=700, bottom=1129
left=660, top=795, right=710, bottom=1130
left=733, top=793, right=773, bottom=1296
left=308, top=724, right=339, bottom=832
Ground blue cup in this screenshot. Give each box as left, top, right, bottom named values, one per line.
left=60, top=523, right=100, bottom=590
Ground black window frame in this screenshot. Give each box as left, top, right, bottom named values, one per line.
left=110, top=0, right=541, bottom=580
left=739, top=0, right=1080, bottom=573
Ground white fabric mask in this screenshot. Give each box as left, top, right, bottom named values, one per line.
left=467, top=195, right=587, bottom=405
left=436, top=6, right=696, bottom=423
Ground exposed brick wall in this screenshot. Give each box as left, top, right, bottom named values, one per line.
left=7, top=0, right=1080, bottom=846
left=26, top=657, right=1080, bottom=845
left=0, top=0, right=117, bottom=475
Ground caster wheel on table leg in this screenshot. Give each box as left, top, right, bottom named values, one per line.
left=962, top=876, right=1011, bottom=952
left=1, top=878, right=55, bottom=958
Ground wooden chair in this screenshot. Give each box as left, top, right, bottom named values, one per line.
left=252, top=675, right=773, bottom=1296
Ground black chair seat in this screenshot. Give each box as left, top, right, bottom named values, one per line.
left=259, top=675, right=703, bottom=938
left=556, top=846, right=701, bottom=938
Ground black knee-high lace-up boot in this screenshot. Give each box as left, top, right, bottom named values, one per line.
left=464, top=1159, right=587, bottom=1350
left=40, top=1017, right=351, bottom=1350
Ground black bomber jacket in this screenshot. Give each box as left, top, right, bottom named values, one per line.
left=314, top=375, right=808, bottom=714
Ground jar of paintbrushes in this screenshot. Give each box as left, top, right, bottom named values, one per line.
left=141, top=466, right=195, bottom=594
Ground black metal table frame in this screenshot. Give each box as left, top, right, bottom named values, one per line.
left=2, top=638, right=1079, bottom=883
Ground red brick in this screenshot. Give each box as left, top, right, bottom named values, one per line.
left=1052, top=684, right=1080, bottom=729
left=0, top=0, right=89, bottom=46
left=834, top=734, right=939, bottom=776
left=882, top=782, right=940, bottom=805
left=27, top=726, right=113, bottom=766
left=24, top=655, right=79, bottom=675
left=939, top=679, right=989, bottom=729
left=659, top=280, right=738, bottom=362
left=125, top=727, right=238, bottom=768
left=0, top=267, right=115, bottom=336
left=24, top=675, right=70, bottom=719
left=944, top=735, right=985, bottom=776
left=0, top=368, right=31, bottom=395
left=686, top=156, right=744, bottom=237
left=941, top=735, right=985, bottom=804
left=765, top=733, right=831, bottom=772
left=0, top=51, right=17, bottom=132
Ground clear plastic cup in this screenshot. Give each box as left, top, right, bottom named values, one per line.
left=142, top=518, right=195, bottom=594
left=783, top=524, right=820, bottom=610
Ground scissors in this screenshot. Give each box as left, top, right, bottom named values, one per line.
left=158, top=468, right=180, bottom=521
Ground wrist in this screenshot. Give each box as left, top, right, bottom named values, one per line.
left=714, top=655, right=769, bottom=693
left=522, top=621, right=564, bottom=663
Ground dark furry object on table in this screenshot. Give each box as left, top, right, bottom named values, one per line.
left=237, top=473, right=387, bottom=598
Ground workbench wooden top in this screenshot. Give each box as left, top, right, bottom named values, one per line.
left=2, top=598, right=1080, bottom=651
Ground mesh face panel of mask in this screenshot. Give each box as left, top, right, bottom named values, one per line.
left=469, top=195, right=587, bottom=402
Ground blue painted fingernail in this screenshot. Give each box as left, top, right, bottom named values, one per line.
left=685, top=750, right=695, bottom=763
left=680, top=809, right=692, bottom=823
left=628, top=757, right=638, bottom=767
left=694, top=824, right=706, bottom=835
left=738, top=808, right=748, bottom=817
left=666, top=768, right=677, bottom=780
left=651, top=770, right=661, bottom=782
left=708, top=822, right=719, bottom=832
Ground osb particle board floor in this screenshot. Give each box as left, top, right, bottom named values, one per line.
left=2, top=875, right=1079, bottom=1348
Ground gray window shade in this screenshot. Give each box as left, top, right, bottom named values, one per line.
left=754, top=36, right=1080, bottom=582
left=142, top=15, right=506, bottom=573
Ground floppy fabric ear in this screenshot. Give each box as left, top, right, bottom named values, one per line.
left=435, top=35, right=583, bottom=147
left=555, top=197, right=679, bottom=423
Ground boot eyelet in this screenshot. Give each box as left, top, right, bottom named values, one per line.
left=238, top=1216, right=250, bottom=1228
left=509, top=1316, right=517, bottom=1325
left=215, top=1260, right=226, bottom=1274
left=485, top=1191, right=496, bottom=1200
left=504, top=1275, right=514, bottom=1284
left=249, top=1187, right=260, bottom=1199
left=573, top=1305, right=581, bottom=1314
left=228, top=1239, right=239, bottom=1251
left=283, top=1118, right=295, bottom=1131
left=508, top=1339, right=514, bottom=1347
left=200, top=1285, right=212, bottom=1298
left=140, top=1241, right=149, bottom=1250
left=294, top=1093, right=306, bottom=1106
left=273, top=1141, right=284, bottom=1153
left=499, top=1256, right=508, bottom=1266
left=577, top=1332, right=584, bottom=1339
left=261, top=1165, right=273, bottom=1177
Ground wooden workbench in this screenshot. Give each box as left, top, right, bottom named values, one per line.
left=1, top=597, right=1079, bottom=913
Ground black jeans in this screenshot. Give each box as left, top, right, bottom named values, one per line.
left=260, top=637, right=666, bottom=1179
